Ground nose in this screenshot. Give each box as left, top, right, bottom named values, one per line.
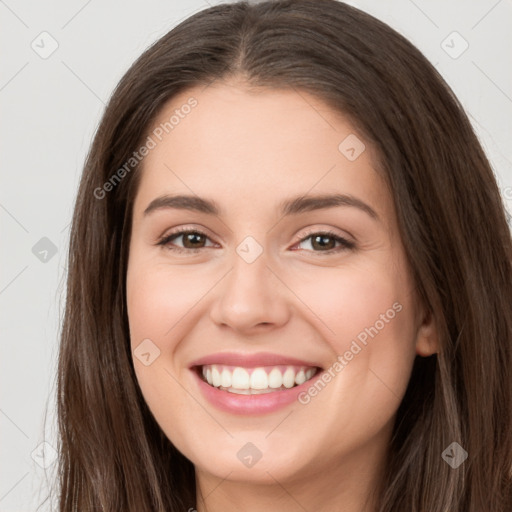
left=208, top=246, right=292, bottom=334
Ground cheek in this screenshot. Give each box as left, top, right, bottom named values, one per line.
left=127, top=260, right=208, bottom=347
left=285, top=267, right=417, bottom=462
left=292, top=262, right=417, bottom=411
left=126, top=258, right=216, bottom=414
left=126, top=260, right=201, bottom=448
left=290, top=263, right=414, bottom=353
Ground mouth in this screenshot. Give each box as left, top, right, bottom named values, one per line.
left=193, top=364, right=322, bottom=395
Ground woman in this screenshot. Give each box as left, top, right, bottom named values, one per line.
left=55, top=0, right=512, bottom=510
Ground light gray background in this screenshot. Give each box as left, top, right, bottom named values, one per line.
left=1, top=0, right=511, bottom=510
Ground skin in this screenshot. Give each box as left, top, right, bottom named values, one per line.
left=126, top=78, right=438, bottom=512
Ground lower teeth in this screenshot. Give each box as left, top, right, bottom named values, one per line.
left=217, top=385, right=292, bottom=395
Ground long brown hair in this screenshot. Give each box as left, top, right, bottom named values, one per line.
left=52, top=0, right=512, bottom=510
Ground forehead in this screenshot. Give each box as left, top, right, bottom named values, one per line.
left=133, top=81, right=392, bottom=227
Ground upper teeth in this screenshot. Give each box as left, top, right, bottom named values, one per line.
left=201, top=364, right=317, bottom=392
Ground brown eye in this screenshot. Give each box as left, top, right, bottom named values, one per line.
left=310, top=234, right=337, bottom=251
left=157, top=230, right=213, bottom=253
left=295, top=231, right=355, bottom=254
left=179, top=232, right=207, bottom=249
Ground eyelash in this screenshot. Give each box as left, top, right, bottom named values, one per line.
left=156, top=228, right=356, bottom=255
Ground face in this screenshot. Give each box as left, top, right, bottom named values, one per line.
left=126, top=79, right=437, bottom=492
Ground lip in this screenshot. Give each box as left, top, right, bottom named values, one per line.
left=191, top=368, right=321, bottom=414
left=189, top=351, right=322, bottom=369
left=189, top=352, right=323, bottom=415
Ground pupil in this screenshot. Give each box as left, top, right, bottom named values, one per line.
left=314, top=235, right=334, bottom=250
left=185, top=233, right=203, bottom=247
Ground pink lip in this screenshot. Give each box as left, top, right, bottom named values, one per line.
left=188, top=352, right=322, bottom=415
left=191, top=367, right=320, bottom=415
left=189, top=351, right=321, bottom=369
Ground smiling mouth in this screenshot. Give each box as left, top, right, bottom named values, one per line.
left=195, top=364, right=322, bottom=395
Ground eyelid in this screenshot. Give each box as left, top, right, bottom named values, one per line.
left=295, top=226, right=355, bottom=245
left=156, top=224, right=217, bottom=243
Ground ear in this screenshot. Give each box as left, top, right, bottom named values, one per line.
left=415, top=307, right=439, bottom=357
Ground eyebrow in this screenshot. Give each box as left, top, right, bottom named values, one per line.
left=143, top=193, right=379, bottom=220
